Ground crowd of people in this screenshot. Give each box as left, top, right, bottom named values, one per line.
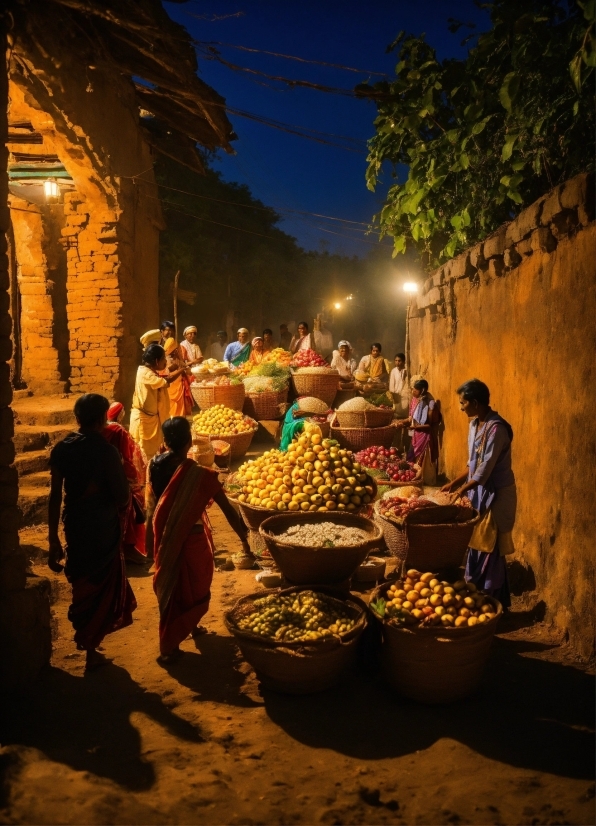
left=46, top=315, right=516, bottom=671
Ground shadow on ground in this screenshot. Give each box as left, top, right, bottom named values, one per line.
left=1, top=664, right=203, bottom=791
left=263, top=633, right=595, bottom=780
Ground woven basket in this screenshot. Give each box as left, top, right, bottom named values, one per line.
left=369, top=582, right=502, bottom=703
left=191, top=382, right=245, bottom=411
left=243, top=388, right=288, bottom=421
left=194, top=424, right=257, bottom=460
left=292, top=373, right=339, bottom=406
left=353, top=556, right=386, bottom=583
left=373, top=502, right=480, bottom=570
left=225, top=587, right=367, bottom=693
left=259, top=512, right=382, bottom=585
left=330, top=418, right=395, bottom=451
left=335, top=407, right=394, bottom=429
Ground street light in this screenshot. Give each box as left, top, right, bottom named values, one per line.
left=334, top=302, right=342, bottom=310
left=402, top=281, right=419, bottom=380
left=43, top=178, right=60, bottom=203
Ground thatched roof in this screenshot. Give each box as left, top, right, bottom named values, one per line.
left=7, top=0, right=235, bottom=168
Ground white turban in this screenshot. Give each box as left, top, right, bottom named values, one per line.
left=183, top=326, right=197, bottom=336
left=140, top=329, right=160, bottom=347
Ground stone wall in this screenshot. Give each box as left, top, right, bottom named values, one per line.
left=1, top=24, right=52, bottom=692
left=409, top=173, right=595, bottom=657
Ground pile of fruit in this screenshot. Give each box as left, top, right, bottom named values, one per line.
left=378, top=496, right=437, bottom=521
left=193, top=404, right=257, bottom=436
left=356, top=447, right=419, bottom=482
left=262, top=347, right=292, bottom=366
left=371, top=569, right=498, bottom=628
left=291, top=349, right=330, bottom=369
left=236, top=590, right=357, bottom=641
left=233, top=426, right=374, bottom=512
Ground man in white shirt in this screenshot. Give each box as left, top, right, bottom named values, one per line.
left=389, top=353, right=410, bottom=453
left=179, top=326, right=203, bottom=365
left=208, top=331, right=228, bottom=362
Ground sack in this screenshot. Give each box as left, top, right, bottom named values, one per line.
left=468, top=509, right=497, bottom=554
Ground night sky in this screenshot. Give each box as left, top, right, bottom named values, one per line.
left=165, top=1, right=490, bottom=258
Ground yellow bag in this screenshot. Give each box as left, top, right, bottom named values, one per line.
left=468, top=509, right=498, bottom=554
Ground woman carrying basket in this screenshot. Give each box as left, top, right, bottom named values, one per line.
left=147, top=417, right=251, bottom=663
left=441, top=379, right=516, bottom=609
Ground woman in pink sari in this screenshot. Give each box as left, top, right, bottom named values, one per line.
left=397, top=378, right=441, bottom=484
left=147, top=417, right=250, bottom=663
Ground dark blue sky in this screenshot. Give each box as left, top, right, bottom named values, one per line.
left=165, top=0, right=490, bottom=257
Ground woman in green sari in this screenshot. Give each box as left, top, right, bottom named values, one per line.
left=224, top=328, right=251, bottom=367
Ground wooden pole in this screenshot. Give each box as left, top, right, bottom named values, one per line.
left=173, top=269, right=180, bottom=339
left=405, top=297, right=411, bottom=380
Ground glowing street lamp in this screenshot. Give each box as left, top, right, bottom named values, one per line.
left=334, top=302, right=342, bottom=310
left=43, top=178, right=60, bottom=203
left=402, top=281, right=419, bottom=378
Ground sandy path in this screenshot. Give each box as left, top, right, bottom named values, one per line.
left=1, top=509, right=594, bottom=826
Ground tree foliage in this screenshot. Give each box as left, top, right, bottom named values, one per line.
left=362, top=0, right=595, bottom=268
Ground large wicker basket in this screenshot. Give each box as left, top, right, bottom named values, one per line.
left=373, top=501, right=480, bottom=571
left=225, top=587, right=367, bottom=693
left=191, top=382, right=245, bottom=411
left=292, top=372, right=339, bottom=406
left=330, top=417, right=395, bottom=451
left=194, top=423, right=258, bottom=460
left=243, top=388, right=288, bottom=421
left=369, top=581, right=502, bottom=703
left=259, top=512, right=383, bottom=585
left=335, top=407, right=394, bottom=429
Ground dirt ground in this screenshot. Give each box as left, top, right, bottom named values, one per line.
left=1, top=500, right=595, bottom=825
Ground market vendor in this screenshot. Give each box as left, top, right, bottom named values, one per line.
left=396, top=378, right=441, bottom=485
left=441, top=379, right=516, bottom=609
left=289, top=321, right=316, bottom=354
left=357, top=342, right=389, bottom=388
left=279, top=397, right=332, bottom=451
left=162, top=333, right=193, bottom=418
left=208, top=330, right=228, bottom=361
left=248, top=336, right=265, bottom=366
left=262, top=329, right=275, bottom=353
left=390, top=353, right=410, bottom=453
left=224, top=327, right=251, bottom=367
left=330, top=340, right=357, bottom=381
left=129, top=344, right=185, bottom=462
left=180, top=326, right=203, bottom=366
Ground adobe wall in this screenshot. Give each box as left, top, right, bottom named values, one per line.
left=409, top=173, right=595, bottom=658
left=9, top=57, right=163, bottom=404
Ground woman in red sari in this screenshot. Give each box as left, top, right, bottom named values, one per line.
left=102, top=402, right=147, bottom=564
left=147, top=417, right=251, bottom=663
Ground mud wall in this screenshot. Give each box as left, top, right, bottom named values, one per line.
left=409, top=173, right=595, bottom=657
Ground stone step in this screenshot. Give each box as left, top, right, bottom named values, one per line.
left=12, top=394, right=76, bottom=427
left=14, top=450, right=51, bottom=476
left=18, top=487, right=49, bottom=527
left=22, top=471, right=50, bottom=489
left=14, top=424, right=73, bottom=454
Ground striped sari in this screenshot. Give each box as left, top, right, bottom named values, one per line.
left=152, top=460, right=222, bottom=655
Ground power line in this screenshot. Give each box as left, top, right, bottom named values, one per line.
left=131, top=175, right=371, bottom=227
left=198, top=51, right=388, bottom=101
left=195, top=40, right=388, bottom=77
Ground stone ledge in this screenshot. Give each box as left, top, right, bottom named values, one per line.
left=418, top=172, right=593, bottom=302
